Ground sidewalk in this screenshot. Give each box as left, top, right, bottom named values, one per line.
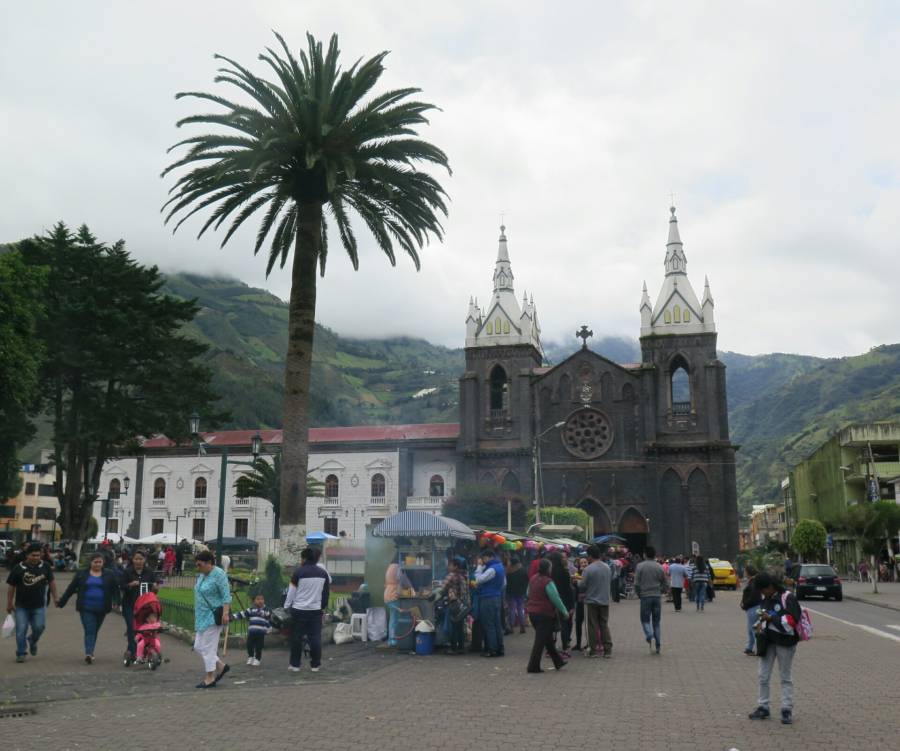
left=841, top=580, right=900, bottom=611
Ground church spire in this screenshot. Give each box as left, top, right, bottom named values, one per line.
left=493, top=223, right=514, bottom=292
left=664, top=205, right=687, bottom=276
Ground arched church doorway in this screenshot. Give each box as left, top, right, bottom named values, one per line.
left=618, top=507, right=649, bottom=555
left=577, top=498, right=612, bottom=539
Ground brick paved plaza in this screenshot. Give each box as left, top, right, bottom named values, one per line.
left=3, top=575, right=900, bottom=751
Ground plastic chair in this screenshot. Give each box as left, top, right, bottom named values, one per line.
left=350, top=612, right=368, bottom=642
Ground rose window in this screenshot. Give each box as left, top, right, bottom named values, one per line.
left=562, top=409, right=614, bottom=459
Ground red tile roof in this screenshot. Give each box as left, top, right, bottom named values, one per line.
left=141, top=423, right=460, bottom=449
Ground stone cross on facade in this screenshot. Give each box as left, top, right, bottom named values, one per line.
left=576, top=325, right=593, bottom=350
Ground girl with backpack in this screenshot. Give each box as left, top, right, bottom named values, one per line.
left=748, top=572, right=804, bottom=725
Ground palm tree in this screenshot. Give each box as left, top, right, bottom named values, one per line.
left=235, top=454, right=324, bottom=539
left=162, top=32, right=450, bottom=549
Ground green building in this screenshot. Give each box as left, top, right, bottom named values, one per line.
left=783, top=422, right=900, bottom=571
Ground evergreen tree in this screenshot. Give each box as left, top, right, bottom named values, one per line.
left=17, top=223, right=225, bottom=541
left=0, top=251, right=47, bottom=497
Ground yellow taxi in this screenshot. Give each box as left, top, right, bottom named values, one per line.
left=709, top=559, right=738, bottom=589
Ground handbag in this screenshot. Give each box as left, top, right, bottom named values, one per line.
left=198, top=575, right=224, bottom=626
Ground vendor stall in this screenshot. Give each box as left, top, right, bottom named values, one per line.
left=371, top=511, right=476, bottom=650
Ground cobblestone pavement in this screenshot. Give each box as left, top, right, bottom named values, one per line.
left=3, top=580, right=899, bottom=751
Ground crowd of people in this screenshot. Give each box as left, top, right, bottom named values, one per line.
left=6, top=540, right=807, bottom=722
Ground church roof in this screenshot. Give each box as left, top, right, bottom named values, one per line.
left=141, top=423, right=460, bottom=449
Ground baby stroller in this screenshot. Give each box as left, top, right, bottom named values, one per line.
left=133, top=591, right=165, bottom=670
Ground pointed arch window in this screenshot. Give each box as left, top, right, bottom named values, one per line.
left=670, top=357, right=691, bottom=414
left=673, top=305, right=681, bottom=323
left=664, top=310, right=672, bottom=324
left=489, top=364, right=509, bottom=416
left=683, top=309, right=691, bottom=322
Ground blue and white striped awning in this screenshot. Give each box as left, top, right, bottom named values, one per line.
left=372, top=511, right=476, bottom=540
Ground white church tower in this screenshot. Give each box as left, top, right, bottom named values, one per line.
left=465, top=225, right=541, bottom=350
left=641, top=206, right=716, bottom=337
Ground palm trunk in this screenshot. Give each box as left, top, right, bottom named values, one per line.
left=278, top=202, right=321, bottom=558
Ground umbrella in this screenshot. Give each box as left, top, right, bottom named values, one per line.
left=137, top=533, right=203, bottom=546
left=306, top=531, right=339, bottom=543
left=593, top=534, right=627, bottom=545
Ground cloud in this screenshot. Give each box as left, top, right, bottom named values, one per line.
left=1, top=0, right=897, bottom=357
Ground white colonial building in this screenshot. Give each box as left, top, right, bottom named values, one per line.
left=95, top=424, right=458, bottom=543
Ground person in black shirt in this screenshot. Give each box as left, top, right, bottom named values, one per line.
left=6, top=543, right=59, bottom=662
left=505, top=556, right=528, bottom=635
left=120, top=548, right=159, bottom=665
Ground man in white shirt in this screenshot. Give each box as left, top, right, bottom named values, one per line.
left=668, top=556, right=688, bottom=612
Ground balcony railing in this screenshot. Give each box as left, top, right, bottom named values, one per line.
left=151, top=498, right=166, bottom=505
left=323, top=497, right=340, bottom=506
left=672, top=401, right=692, bottom=415
left=407, top=495, right=444, bottom=508
left=369, top=496, right=386, bottom=506
left=233, top=497, right=250, bottom=506
left=193, top=497, right=208, bottom=506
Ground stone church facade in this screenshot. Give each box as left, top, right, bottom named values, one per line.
left=458, top=208, right=739, bottom=560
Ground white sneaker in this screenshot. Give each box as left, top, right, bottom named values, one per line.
left=251, top=658, right=261, bottom=666
left=246, top=657, right=254, bottom=665
left=310, top=666, right=320, bottom=673
left=288, top=665, right=301, bottom=672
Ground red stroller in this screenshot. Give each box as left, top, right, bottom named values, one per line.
left=133, top=591, right=165, bottom=670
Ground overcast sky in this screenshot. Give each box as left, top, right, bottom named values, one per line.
left=2, top=2, right=898, bottom=357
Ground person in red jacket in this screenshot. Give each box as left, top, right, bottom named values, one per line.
left=524, top=559, right=570, bottom=673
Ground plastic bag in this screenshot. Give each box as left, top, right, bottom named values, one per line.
left=333, top=622, right=353, bottom=645
left=366, top=607, right=387, bottom=642
left=1, top=614, right=14, bottom=639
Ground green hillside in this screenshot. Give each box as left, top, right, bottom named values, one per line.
left=161, top=273, right=464, bottom=429
left=729, top=344, right=900, bottom=513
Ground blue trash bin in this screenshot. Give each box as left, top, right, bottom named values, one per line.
left=415, top=631, right=434, bottom=655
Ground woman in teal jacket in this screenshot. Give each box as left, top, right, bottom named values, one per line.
left=193, top=550, right=231, bottom=688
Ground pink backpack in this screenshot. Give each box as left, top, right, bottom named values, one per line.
left=782, top=592, right=813, bottom=641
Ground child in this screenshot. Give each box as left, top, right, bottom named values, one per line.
left=136, top=613, right=162, bottom=663
left=231, top=594, right=272, bottom=666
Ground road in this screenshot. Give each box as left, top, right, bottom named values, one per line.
left=2, top=584, right=899, bottom=751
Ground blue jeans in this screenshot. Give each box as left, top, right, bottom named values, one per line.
left=386, top=601, right=399, bottom=646
left=479, top=596, right=504, bottom=654
left=79, top=610, right=106, bottom=656
left=14, top=607, right=46, bottom=657
left=695, top=583, right=707, bottom=610
left=746, top=608, right=757, bottom=651
left=639, top=596, right=661, bottom=647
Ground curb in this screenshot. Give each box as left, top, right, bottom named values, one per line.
left=842, top=594, right=900, bottom=614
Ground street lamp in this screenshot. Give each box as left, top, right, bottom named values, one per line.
left=532, top=420, right=566, bottom=524
left=94, top=476, right=130, bottom=542
left=192, top=415, right=269, bottom=559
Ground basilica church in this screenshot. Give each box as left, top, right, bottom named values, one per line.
left=95, top=208, right=738, bottom=562
left=457, top=207, right=739, bottom=560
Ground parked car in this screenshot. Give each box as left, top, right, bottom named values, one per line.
left=790, top=563, right=843, bottom=601
left=710, top=559, right=738, bottom=589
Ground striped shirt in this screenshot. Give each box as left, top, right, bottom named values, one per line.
left=691, top=566, right=710, bottom=585
left=231, top=606, right=272, bottom=634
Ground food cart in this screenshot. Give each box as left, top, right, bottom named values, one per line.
left=371, top=511, right=476, bottom=650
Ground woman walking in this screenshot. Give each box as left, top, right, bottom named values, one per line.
left=120, top=549, right=158, bottom=665
left=740, top=565, right=762, bottom=655
left=525, top=559, right=570, bottom=673
left=57, top=552, right=118, bottom=663
left=748, top=573, right=803, bottom=725
left=548, top=552, right=574, bottom=657
left=193, top=550, right=231, bottom=688
left=692, top=556, right=711, bottom=612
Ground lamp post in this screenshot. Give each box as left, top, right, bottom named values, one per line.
left=95, top=476, right=130, bottom=542
left=192, top=415, right=263, bottom=559
left=532, top=421, right=566, bottom=524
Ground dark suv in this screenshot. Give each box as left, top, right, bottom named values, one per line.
left=791, top=564, right=842, bottom=601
